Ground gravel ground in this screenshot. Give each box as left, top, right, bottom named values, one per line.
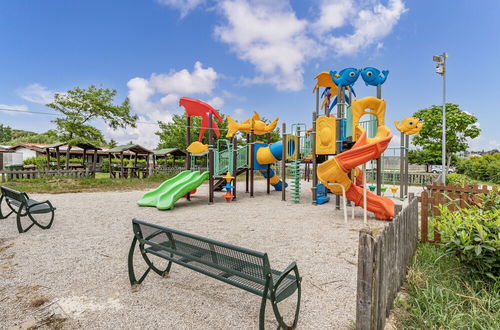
left=0, top=180, right=422, bottom=329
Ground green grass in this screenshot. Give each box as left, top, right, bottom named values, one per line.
left=1, top=172, right=177, bottom=193
left=393, top=244, right=500, bottom=329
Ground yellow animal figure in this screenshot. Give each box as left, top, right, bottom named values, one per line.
left=394, top=117, right=419, bottom=133
left=226, top=112, right=279, bottom=138
left=313, top=72, right=339, bottom=95
left=405, top=122, right=424, bottom=135
left=187, top=141, right=208, bottom=154
left=394, top=117, right=424, bottom=135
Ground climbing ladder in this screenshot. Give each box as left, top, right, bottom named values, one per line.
left=289, top=158, right=301, bottom=203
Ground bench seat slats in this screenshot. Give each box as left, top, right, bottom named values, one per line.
left=142, top=237, right=297, bottom=301
left=7, top=198, right=52, bottom=214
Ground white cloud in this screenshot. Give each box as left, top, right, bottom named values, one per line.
left=215, top=0, right=320, bottom=91
left=312, top=0, right=355, bottom=33
left=158, top=0, right=407, bottom=91
left=108, top=62, right=222, bottom=148
left=207, top=96, right=225, bottom=108
left=0, top=104, right=29, bottom=115
left=325, top=0, right=407, bottom=55
left=156, top=0, right=206, bottom=17
left=17, top=83, right=55, bottom=105
left=149, top=61, right=218, bottom=95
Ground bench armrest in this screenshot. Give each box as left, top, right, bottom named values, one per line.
left=27, top=200, right=55, bottom=211
left=275, top=261, right=299, bottom=289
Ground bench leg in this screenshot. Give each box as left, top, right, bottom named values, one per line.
left=259, top=276, right=271, bottom=330
left=270, top=269, right=302, bottom=329
left=26, top=209, right=55, bottom=231
left=0, top=196, right=14, bottom=219
left=128, top=237, right=172, bottom=286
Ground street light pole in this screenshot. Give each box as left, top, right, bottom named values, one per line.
left=433, top=52, right=448, bottom=184
left=442, top=55, right=447, bottom=184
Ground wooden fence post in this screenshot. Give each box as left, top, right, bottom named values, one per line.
left=356, top=228, right=375, bottom=330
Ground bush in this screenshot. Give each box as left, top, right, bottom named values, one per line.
left=456, top=153, right=500, bottom=184
left=433, top=191, right=500, bottom=279
left=23, top=156, right=83, bottom=169
left=446, top=173, right=470, bottom=185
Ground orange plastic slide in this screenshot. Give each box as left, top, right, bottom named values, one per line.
left=317, top=127, right=395, bottom=220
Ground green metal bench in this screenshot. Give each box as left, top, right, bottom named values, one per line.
left=0, top=186, right=56, bottom=233
left=128, top=218, right=301, bottom=329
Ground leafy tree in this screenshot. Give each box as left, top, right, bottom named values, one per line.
left=411, top=103, right=480, bottom=169
left=0, top=124, right=12, bottom=143
left=46, top=85, right=137, bottom=167
left=107, top=139, right=118, bottom=148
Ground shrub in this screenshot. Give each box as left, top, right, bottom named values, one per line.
left=433, top=191, right=500, bottom=279
left=23, top=156, right=83, bottom=169
left=446, top=173, right=470, bottom=185
left=456, top=153, right=500, bottom=184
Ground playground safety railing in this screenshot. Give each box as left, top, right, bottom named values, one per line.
left=236, top=145, right=248, bottom=169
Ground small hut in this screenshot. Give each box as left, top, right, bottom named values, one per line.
left=45, top=142, right=101, bottom=176
left=107, top=144, right=152, bottom=179
left=153, top=148, right=186, bottom=169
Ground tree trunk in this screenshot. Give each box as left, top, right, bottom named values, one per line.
left=65, top=146, right=71, bottom=170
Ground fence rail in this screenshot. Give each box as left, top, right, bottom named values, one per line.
left=420, top=182, right=494, bottom=243
left=365, top=171, right=438, bottom=186
left=356, top=195, right=419, bottom=330
left=0, top=169, right=92, bottom=182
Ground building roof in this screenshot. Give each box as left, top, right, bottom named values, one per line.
left=154, top=148, right=186, bottom=157
left=8, top=143, right=48, bottom=153
left=45, top=142, right=65, bottom=149
left=107, top=144, right=152, bottom=155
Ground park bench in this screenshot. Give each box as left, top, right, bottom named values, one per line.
left=128, top=218, right=301, bottom=329
left=0, top=186, right=56, bottom=233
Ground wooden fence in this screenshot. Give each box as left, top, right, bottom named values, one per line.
left=0, top=169, right=92, bottom=182
left=356, top=195, right=419, bottom=330
left=420, top=182, right=494, bottom=243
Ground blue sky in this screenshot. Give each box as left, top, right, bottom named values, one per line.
left=1, top=0, right=499, bottom=150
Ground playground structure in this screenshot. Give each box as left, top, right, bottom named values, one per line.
left=138, top=98, right=298, bottom=210
left=139, top=68, right=422, bottom=220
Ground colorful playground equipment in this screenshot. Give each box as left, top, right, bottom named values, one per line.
left=138, top=66, right=422, bottom=221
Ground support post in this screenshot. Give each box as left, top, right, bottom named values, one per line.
left=92, top=149, right=97, bottom=178
left=281, top=123, right=286, bottom=201
left=250, top=130, right=254, bottom=198
left=186, top=115, right=191, bottom=200
left=208, top=113, right=214, bottom=204
left=46, top=148, right=51, bottom=170
left=266, top=133, right=271, bottom=195
left=186, top=116, right=191, bottom=171
left=246, top=133, right=249, bottom=193
left=336, top=86, right=344, bottom=210
left=120, top=152, right=124, bottom=178
left=376, top=85, right=382, bottom=196
left=108, top=153, right=112, bottom=178
left=405, top=134, right=410, bottom=197
left=399, top=132, right=404, bottom=199
left=312, top=111, right=317, bottom=205
left=65, top=146, right=71, bottom=170
left=232, top=136, right=237, bottom=200
left=56, top=147, right=61, bottom=170
left=82, top=148, right=87, bottom=168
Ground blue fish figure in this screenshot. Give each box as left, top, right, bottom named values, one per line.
left=330, top=68, right=360, bottom=87
left=360, top=67, right=389, bottom=86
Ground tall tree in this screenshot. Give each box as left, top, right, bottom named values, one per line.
left=46, top=85, right=137, bottom=168
left=0, top=124, right=12, bottom=143
left=411, top=103, right=480, bottom=168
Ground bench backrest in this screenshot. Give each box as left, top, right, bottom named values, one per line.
left=0, top=186, right=27, bottom=203
left=132, top=219, right=271, bottom=291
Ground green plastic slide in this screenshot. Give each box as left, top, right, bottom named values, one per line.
left=137, top=170, right=209, bottom=210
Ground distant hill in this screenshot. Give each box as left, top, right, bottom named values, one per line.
left=6, top=129, right=60, bottom=145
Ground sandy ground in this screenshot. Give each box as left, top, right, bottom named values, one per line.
left=0, top=180, right=423, bottom=329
